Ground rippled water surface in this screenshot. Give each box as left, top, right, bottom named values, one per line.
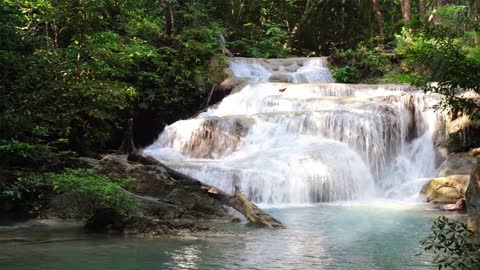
left=0, top=204, right=460, bottom=270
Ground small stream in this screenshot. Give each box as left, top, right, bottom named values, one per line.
left=0, top=204, right=463, bottom=270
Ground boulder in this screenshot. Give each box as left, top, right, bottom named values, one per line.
left=127, top=152, right=285, bottom=229
left=421, top=175, right=470, bottom=204
left=469, top=148, right=480, bottom=157
left=438, top=153, right=479, bottom=177
left=96, top=155, right=230, bottom=220
left=268, top=72, right=294, bottom=83
left=122, top=216, right=215, bottom=236
left=218, top=76, right=248, bottom=95
left=94, top=154, right=285, bottom=230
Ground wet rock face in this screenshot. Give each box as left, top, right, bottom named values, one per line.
left=85, top=209, right=221, bottom=236
left=187, top=118, right=247, bottom=159
left=268, top=73, right=294, bottom=83
left=421, top=175, right=470, bottom=204
left=438, top=153, right=479, bottom=177
left=422, top=153, right=480, bottom=205
left=467, top=166, right=480, bottom=234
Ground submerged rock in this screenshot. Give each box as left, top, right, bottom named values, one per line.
left=421, top=175, right=470, bottom=204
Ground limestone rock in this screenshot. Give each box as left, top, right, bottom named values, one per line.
left=469, top=148, right=480, bottom=157
left=219, top=77, right=248, bottom=95
left=466, top=165, right=480, bottom=234
left=438, top=153, right=479, bottom=177
left=447, top=115, right=480, bottom=135
left=96, top=155, right=230, bottom=220
left=268, top=72, right=294, bottom=83
left=421, top=175, right=470, bottom=204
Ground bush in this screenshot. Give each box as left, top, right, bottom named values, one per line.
left=48, top=169, right=138, bottom=220
left=330, top=44, right=392, bottom=83
left=333, top=66, right=360, bottom=83
left=227, top=22, right=289, bottom=58
left=0, top=168, right=139, bottom=219
left=396, top=8, right=480, bottom=119
left=0, top=139, right=76, bottom=167
left=0, top=171, right=53, bottom=217
left=421, top=216, right=480, bottom=270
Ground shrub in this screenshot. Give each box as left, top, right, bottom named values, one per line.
left=330, top=44, right=391, bottom=83
left=333, top=66, right=360, bottom=83
left=48, top=169, right=139, bottom=220
left=421, top=216, right=480, bottom=270
left=0, top=139, right=76, bottom=167
left=0, top=171, right=53, bottom=217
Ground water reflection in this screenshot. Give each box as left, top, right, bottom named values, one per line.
left=166, top=246, right=202, bottom=270
left=0, top=204, right=462, bottom=270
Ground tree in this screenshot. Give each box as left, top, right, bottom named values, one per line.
left=164, top=0, right=174, bottom=37
left=372, top=0, right=385, bottom=44
left=284, top=0, right=325, bottom=48
left=400, top=0, right=411, bottom=23
left=419, top=0, right=426, bottom=22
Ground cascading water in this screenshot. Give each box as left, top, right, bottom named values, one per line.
left=145, top=57, right=446, bottom=205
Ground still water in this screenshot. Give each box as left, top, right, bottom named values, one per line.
left=0, top=203, right=461, bottom=270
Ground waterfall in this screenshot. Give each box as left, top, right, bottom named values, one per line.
left=145, top=57, right=446, bottom=204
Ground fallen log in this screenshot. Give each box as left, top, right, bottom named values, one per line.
left=128, top=151, right=285, bottom=228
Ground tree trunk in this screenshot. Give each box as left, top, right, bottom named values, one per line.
left=284, top=0, right=324, bottom=48
left=117, top=118, right=136, bottom=154
left=224, top=0, right=233, bottom=28
left=164, top=1, right=174, bottom=37
left=467, top=166, right=480, bottom=238
left=75, top=0, right=88, bottom=82
left=127, top=152, right=285, bottom=228
left=419, top=0, right=426, bottom=22
left=473, top=0, right=479, bottom=45
left=372, top=0, right=385, bottom=45
left=400, top=0, right=411, bottom=23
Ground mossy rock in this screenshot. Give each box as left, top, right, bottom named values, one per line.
left=421, top=175, right=470, bottom=204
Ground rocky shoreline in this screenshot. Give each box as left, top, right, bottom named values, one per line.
left=0, top=151, right=284, bottom=237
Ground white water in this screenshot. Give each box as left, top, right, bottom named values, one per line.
left=145, top=57, right=446, bottom=205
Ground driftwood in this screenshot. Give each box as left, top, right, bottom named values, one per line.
left=128, top=151, right=285, bottom=228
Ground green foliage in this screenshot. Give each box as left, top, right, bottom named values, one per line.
left=0, top=169, right=138, bottom=219
left=377, top=71, right=420, bottom=84
left=333, top=66, right=360, bottom=83
left=48, top=169, right=138, bottom=220
left=396, top=7, right=480, bottom=119
left=228, top=22, right=289, bottom=58
left=0, top=171, right=52, bottom=216
left=0, top=0, right=226, bottom=153
left=421, top=216, right=480, bottom=270
left=0, top=139, right=75, bottom=166
left=0, top=172, right=47, bottom=202
left=0, top=139, right=53, bottom=166
left=330, top=44, right=392, bottom=83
